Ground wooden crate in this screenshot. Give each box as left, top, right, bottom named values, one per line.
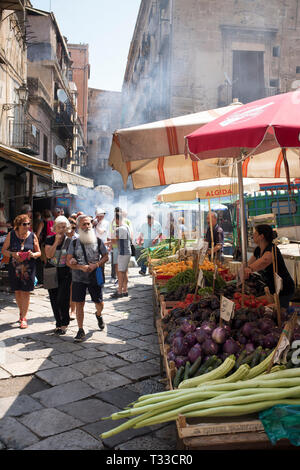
left=176, top=415, right=296, bottom=450
left=156, top=318, right=175, bottom=390
left=160, top=299, right=178, bottom=320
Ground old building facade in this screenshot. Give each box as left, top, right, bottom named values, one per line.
left=67, top=43, right=90, bottom=144
left=122, top=0, right=300, bottom=126
left=0, top=3, right=93, bottom=221
left=86, top=88, right=121, bottom=185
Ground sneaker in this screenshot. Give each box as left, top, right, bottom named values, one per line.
left=20, top=318, right=28, bottom=329
left=139, top=270, right=146, bottom=276
left=95, top=314, right=105, bottom=330
left=110, top=291, right=123, bottom=299
left=74, top=328, right=85, bottom=342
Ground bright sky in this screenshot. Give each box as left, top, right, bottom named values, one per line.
left=31, top=0, right=141, bottom=91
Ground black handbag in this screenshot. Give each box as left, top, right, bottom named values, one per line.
left=131, top=243, right=136, bottom=257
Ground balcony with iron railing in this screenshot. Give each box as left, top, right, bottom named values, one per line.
left=52, top=102, right=74, bottom=139
left=10, top=121, right=40, bottom=156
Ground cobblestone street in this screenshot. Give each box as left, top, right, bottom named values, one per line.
left=0, top=267, right=177, bottom=450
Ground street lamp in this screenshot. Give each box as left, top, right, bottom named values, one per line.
left=2, top=83, right=29, bottom=111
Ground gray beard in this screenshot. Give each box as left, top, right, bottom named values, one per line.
left=78, top=228, right=97, bottom=245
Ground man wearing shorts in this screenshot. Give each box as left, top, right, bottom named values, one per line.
left=67, top=215, right=108, bottom=342
left=110, top=211, right=131, bottom=299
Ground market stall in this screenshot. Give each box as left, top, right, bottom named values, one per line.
left=105, top=93, right=300, bottom=449
left=100, top=247, right=300, bottom=448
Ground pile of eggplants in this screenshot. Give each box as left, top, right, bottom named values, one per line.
left=163, top=294, right=299, bottom=372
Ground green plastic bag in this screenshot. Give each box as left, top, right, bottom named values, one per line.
left=259, top=405, right=300, bottom=446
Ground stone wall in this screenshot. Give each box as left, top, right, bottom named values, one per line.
left=123, top=0, right=300, bottom=122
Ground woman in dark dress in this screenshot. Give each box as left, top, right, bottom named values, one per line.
left=1, top=214, right=41, bottom=328
left=244, top=224, right=295, bottom=308
left=45, top=216, right=72, bottom=335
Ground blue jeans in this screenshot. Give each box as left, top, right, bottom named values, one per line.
left=140, top=258, right=147, bottom=274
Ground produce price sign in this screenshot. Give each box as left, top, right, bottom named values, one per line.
left=197, top=269, right=204, bottom=288
left=220, top=296, right=235, bottom=322
left=274, top=273, right=283, bottom=295
left=199, top=242, right=209, bottom=266
left=273, top=335, right=290, bottom=364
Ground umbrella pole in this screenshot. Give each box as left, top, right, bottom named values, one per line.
left=237, top=159, right=247, bottom=307
left=237, top=159, right=247, bottom=267
left=197, top=194, right=201, bottom=239
left=208, top=199, right=214, bottom=263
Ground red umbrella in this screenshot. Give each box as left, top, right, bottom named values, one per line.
left=185, top=91, right=300, bottom=161
left=184, top=91, right=300, bottom=270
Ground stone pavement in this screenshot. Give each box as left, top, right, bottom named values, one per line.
left=0, top=267, right=178, bottom=450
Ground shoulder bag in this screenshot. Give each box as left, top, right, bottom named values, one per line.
left=124, top=224, right=135, bottom=257
left=80, top=239, right=104, bottom=287
left=43, top=238, right=68, bottom=290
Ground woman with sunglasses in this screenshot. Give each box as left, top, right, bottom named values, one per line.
left=1, top=214, right=41, bottom=328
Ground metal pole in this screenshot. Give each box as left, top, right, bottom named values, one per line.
left=237, top=158, right=247, bottom=267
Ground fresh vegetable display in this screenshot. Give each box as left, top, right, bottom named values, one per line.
left=100, top=359, right=300, bottom=439
left=154, top=260, right=193, bottom=277
left=112, top=247, right=300, bottom=444
left=161, top=292, right=299, bottom=388
left=137, top=239, right=182, bottom=263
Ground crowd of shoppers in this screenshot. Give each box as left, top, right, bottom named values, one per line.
left=0, top=201, right=191, bottom=342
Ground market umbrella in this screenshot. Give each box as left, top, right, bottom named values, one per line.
left=185, top=91, right=300, bottom=267
left=156, top=178, right=260, bottom=203
left=109, top=102, right=242, bottom=189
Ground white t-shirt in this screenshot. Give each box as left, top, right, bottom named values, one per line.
left=94, top=219, right=109, bottom=242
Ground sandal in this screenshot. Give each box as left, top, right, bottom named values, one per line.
left=20, top=318, right=28, bottom=329
left=54, top=328, right=66, bottom=335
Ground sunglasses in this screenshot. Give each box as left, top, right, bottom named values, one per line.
left=82, top=222, right=91, bottom=226
left=22, top=222, right=31, bottom=226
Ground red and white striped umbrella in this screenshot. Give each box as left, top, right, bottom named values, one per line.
left=109, top=103, right=242, bottom=189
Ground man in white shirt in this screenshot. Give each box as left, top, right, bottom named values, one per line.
left=137, top=214, right=162, bottom=275
left=93, top=208, right=109, bottom=244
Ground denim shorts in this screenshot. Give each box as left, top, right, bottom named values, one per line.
left=72, top=281, right=103, bottom=303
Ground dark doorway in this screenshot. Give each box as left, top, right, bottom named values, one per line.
left=232, top=50, right=265, bottom=104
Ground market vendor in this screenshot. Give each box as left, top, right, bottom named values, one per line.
left=205, top=211, right=224, bottom=260
left=244, top=224, right=295, bottom=308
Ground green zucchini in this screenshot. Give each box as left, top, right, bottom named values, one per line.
left=251, top=346, right=263, bottom=368
left=188, top=356, right=202, bottom=377
left=240, top=350, right=256, bottom=366
left=259, top=350, right=268, bottom=364
left=234, top=350, right=247, bottom=370
left=173, top=366, right=184, bottom=388
left=184, top=361, right=191, bottom=381
left=211, top=358, right=222, bottom=370
left=194, top=355, right=218, bottom=376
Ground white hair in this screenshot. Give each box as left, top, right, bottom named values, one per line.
left=76, top=214, right=92, bottom=227
left=54, top=215, right=70, bottom=230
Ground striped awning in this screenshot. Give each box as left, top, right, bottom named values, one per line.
left=109, top=103, right=299, bottom=189
left=109, top=103, right=242, bottom=189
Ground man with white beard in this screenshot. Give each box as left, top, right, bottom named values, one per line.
left=67, top=215, right=108, bottom=342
